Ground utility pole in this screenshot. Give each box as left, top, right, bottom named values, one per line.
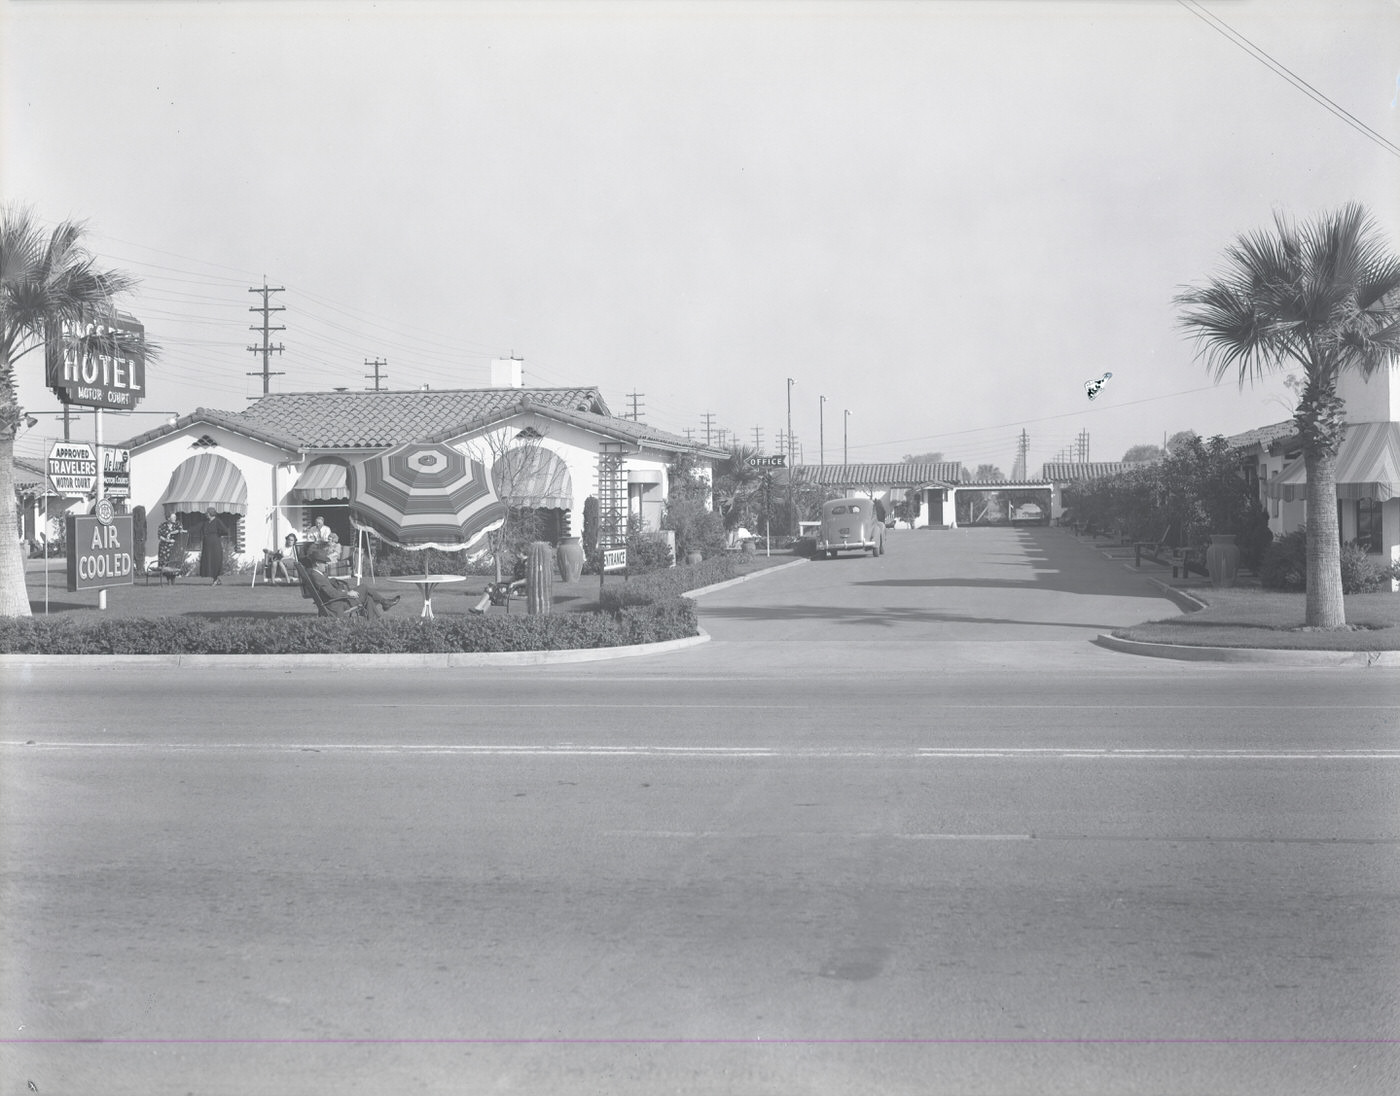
left=751, top=426, right=764, bottom=453
left=683, top=428, right=695, bottom=442
left=364, top=357, right=388, bottom=392
left=785, top=378, right=795, bottom=465
left=1076, top=429, right=1090, bottom=463
left=246, top=279, right=285, bottom=397
left=700, top=412, right=716, bottom=447
left=843, top=409, right=850, bottom=465
left=1013, top=428, right=1029, bottom=479
left=819, top=395, right=826, bottom=467
left=625, top=390, right=645, bottom=421
left=715, top=427, right=729, bottom=448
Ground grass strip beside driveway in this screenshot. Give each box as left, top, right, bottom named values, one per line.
left=1112, top=587, right=1400, bottom=651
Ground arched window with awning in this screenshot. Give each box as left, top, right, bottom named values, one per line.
left=160, top=453, right=248, bottom=516
left=491, top=446, right=574, bottom=509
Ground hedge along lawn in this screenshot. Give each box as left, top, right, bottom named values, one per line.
left=5, top=552, right=790, bottom=654
left=19, top=552, right=791, bottom=622
left=1112, top=587, right=1400, bottom=650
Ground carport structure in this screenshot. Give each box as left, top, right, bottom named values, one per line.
left=785, top=462, right=961, bottom=527
left=946, top=478, right=1057, bottom=526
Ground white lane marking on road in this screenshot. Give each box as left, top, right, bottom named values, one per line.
left=372, top=703, right=1397, bottom=710
left=602, top=831, right=1035, bottom=840
left=7, top=743, right=1400, bottom=760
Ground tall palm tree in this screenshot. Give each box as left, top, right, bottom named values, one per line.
left=1, top=206, right=142, bottom=617
left=1176, top=203, right=1400, bottom=628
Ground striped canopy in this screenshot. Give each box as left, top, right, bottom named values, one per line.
left=491, top=445, right=574, bottom=509
left=1267, top=422, right=1400, bottom=503
left=347, top=441, right=506, bottom=548
left=292, top=459, right=349, bottom=501
left=161, top=453, right=248, bottom=516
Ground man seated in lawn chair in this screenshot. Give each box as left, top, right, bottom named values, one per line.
left=300, top=545, right=401, bottom=618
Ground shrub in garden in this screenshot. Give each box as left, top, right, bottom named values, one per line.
left=1260, top=528, right=1308, bottom=591
left=1260, top=525, right=1400, bottom=593
left=625, top=524, right=675, bottom=573
left=598, top=554, right=739, bottom=612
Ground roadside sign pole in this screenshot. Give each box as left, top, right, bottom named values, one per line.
left=94, top=408, right=107, bottom=611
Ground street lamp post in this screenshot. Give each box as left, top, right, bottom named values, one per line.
left=843, top=409, right=850, bottom=465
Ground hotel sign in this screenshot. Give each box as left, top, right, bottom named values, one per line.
left=46, top=311, right=147, bottom=410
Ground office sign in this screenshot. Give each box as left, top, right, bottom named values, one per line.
left=48, top=441, right=97, bottom=497
left=66, top=511, right=136, bottom=591
left=746, top=455, right=786, bottom=468
left=45, top=311, right=147, bottom=410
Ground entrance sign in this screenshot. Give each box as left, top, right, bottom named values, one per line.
left=48, top=441, right=97, bottom=497
left=66, top=512, right=135, bottom=591
left=45, top=311, right=147, bottom=410
left=746, top=455, right=786, bottom=468
left=602, top=547, right=628, bottom=572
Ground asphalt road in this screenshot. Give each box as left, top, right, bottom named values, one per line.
left=2, top=528, right=1398, bottom=1095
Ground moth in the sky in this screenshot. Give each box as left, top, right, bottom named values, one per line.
left=1084, top=372, right=1113, bottom=400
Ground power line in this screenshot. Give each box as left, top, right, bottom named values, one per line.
left=1178, top=0, right=1400, bottom=160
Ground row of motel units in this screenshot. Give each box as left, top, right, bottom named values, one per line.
left=113, top=360, right=727, bottom=564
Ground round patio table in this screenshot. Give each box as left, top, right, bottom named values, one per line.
left=386, top=574, right=465, bottom=620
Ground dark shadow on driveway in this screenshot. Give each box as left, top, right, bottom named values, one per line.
left=854, top=527, right=1153, bottom=598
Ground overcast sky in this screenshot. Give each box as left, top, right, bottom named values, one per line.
left=4, top=0, right=1398, bottom=471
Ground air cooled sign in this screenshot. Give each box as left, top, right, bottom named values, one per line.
left=66, top=506, right=136, bottom=592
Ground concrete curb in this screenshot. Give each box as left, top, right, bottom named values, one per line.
left=1093, top=632, right=1400, bottom=667
left=0, top=630, right=712, bottom=671
left=1144, top=576, right=1211, bottom=613
left=684, top=557, right=808, bottom=597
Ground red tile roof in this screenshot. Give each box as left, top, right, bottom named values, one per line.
left=236, top=387, right=611, bottom=448
left=787, top=462, right=964, bottom=487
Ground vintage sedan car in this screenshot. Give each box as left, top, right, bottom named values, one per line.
left=816, top=497, right=885, bottom=559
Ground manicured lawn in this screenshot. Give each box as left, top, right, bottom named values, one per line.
left=1113, top=586, right=1400, bottom=650
left=19, top=552, right=794, bottom=621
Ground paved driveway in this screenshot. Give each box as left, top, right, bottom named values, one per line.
left=685, top=526, right=1180, bottom=673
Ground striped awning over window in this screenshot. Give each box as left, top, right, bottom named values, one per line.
left=292, top=459, right=349, bottom=501
left=1267, top=422, right=1400, bottom=503
left=161, top=453, right=248, bottom=515
left=491, top=446, right=574, bottom=509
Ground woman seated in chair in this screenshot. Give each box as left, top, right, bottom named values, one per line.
left=265, top=533, right=296, bottom=584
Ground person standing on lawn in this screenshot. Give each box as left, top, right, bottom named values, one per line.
left=199, top=507, right=228, bottom=585
left=157, top=512, right=183, bottom=570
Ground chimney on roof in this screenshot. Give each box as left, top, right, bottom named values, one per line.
left=491, top=356, right=524, bottom=389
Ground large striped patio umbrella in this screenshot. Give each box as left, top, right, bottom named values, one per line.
left=347, top=441, right=507, bottom=552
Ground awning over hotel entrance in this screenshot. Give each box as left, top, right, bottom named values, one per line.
left=1267, top=422, right=1400, bottom=502
left=160, top=453, right=248, bottom=516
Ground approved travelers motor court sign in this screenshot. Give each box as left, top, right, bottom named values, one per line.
left=48, top=441, right=97, bottom=497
